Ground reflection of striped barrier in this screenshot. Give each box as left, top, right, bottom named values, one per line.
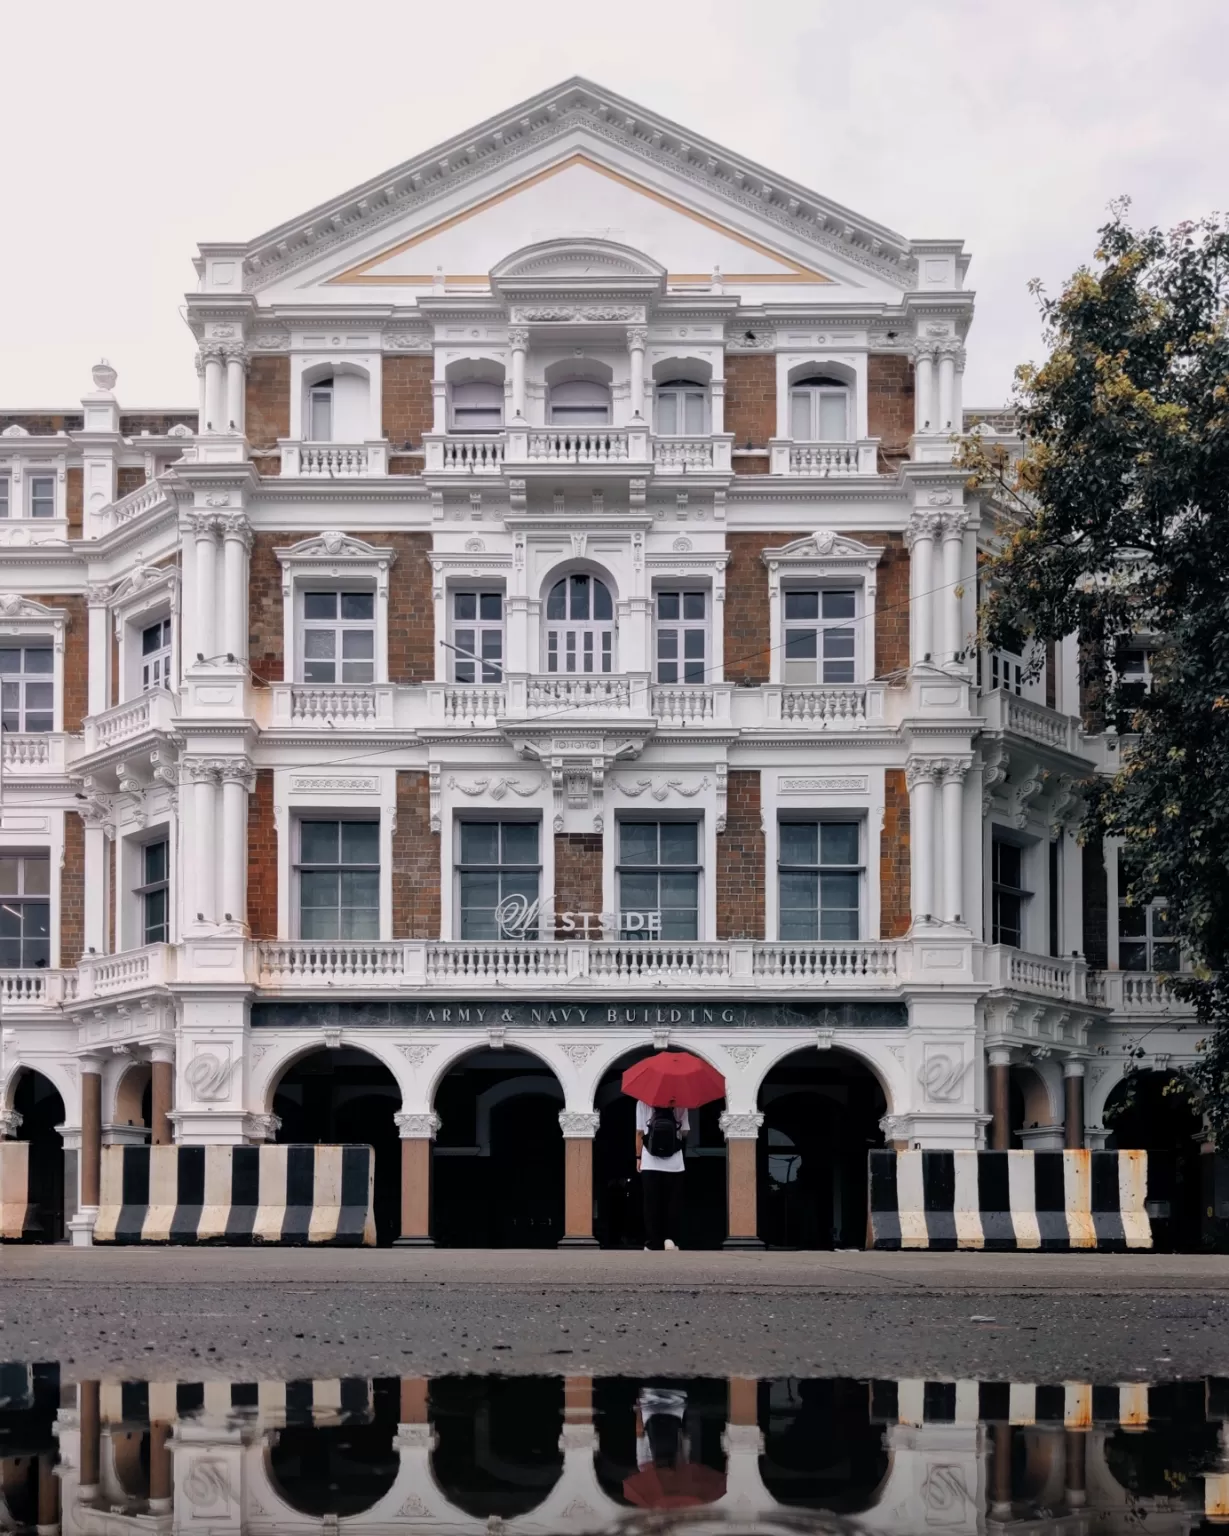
left=866, top=1379, right=1214, bottom=1427
left=99, top=1378, right=375, bottom=1427
left=93, top=1145, right=375, bottom=1245
left=869, top=1150, right=1151, bottom=1250
left=0, top=1142, right=33, bottom=1241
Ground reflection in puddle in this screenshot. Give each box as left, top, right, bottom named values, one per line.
left=2, top=1365, right=1228, bottom=1533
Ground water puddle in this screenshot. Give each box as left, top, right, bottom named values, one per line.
left=2, top=1366, right=1228, bottom=1533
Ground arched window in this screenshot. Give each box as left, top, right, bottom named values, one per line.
left=789, top=375, right=850, bottom=442
left=655, top=379, right=707, bottom=435
left=544, top=575, right=614, bottom=674
left=308, top=377, right=334, bottom=441
left=548, top=380, right=611, bottom=427
left=451, top=380, right=504, bottom=432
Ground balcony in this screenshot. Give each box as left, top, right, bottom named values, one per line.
left=981, top=688, right=1088, bottom=759
left=72, top=944, right=176, bottom=1002
left=761, top=684, right=886, bottom=728
left=980, top=945, right=1093, bottom=1002
left=0, top=733, right=69, bottom=776
left=768, top=440, right=879, bottom=477
left=422, top=433, right=506, bottom=473
left=81, top=689, right=178, bottom=757
left=501, top=673, right=653, bottom=723
left=104, top=478, right=174, bottom=532
left=268, top=684, right=395, bottom=730
left=1089, top=970, right=1195, bottom=1016
left=651, top=435, right=733, bottom=474
left=253, top=939, right=903, bottom=992
left=0, top=970, right=73, bottom=1009
left=278, top=441, right=389, bottom=477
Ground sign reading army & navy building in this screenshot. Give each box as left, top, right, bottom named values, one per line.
left=252, top=1000, right=909, bottom=1030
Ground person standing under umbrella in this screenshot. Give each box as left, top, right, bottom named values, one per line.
left=635, top=1098, right=689, bottom=1251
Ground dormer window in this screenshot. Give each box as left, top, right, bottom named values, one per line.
left=549, top=380, right=611, bottom=427
left=656, top=379, right=707, bottom=435
left=451, top=381, right=504, bottom=432
left=790, top=376, right=849, bottom=442
left=308, top=379, right=334, bottom=442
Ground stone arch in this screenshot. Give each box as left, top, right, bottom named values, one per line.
left=536, top=556, right=622, bottom=607
left=748, top=1036, right=898, bottom=1117
left=259, top=1036, right=408, bottom=1117
left=1, top=1059, right=76, bottom=1121
left=429, top=1375, right=564, bottom=1519
left=7, top=1067, right=67, bottom=1243
left=263, top=1412, right=399, bottom=1520
left=112, top=1062, right=151, bottom=1131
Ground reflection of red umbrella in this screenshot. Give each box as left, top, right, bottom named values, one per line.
left=622, top=1051, right=725, bottom=1109
left=623, top=1464, right=727, bottom=1509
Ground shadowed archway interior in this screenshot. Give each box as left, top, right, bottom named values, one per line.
left=267, top=1378, right=400, bottom=1517
left=758, top=1377, right=889, bottom=1512
left=429, top=1375, right=563, bottom=1518
left=1104, top=1069, right=1204, bottom=1251
left=12, top=1070, right=65, bottom=1244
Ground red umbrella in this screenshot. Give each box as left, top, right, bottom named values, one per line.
left=621, top=1051, right=725, bottom=1110
left=623, top=1463, right=727, bottom=1509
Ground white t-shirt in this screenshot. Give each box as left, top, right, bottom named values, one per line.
left=636, top=1101, right=689, bottom=1173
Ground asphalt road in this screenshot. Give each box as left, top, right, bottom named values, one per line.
left=3, top=1247, right=1227, bottom=1382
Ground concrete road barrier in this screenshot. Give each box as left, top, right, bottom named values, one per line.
left=869, top=1149, right=1151, bottom=1251
left=0, top=1142, right=33, bottom=1241
left=93, top=1144, right=375, bottom=1245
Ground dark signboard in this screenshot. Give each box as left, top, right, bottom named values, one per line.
left=251, top=999, right=908, bottom=1030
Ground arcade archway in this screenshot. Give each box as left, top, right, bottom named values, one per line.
left=272, top=1048, right=401, bottom=1246
left=593, top=1046, right=727, bottom=1250
left=432, top=1049, right=564, bottom=1247
left=757, top=1048, right=886, bottom=1249
left=11, top=1070, right=65, bottom=1243
left=1105, top=1069, right=1204, bottom=1250
left=267, top=1379, right=400, bottom=1517
left=759, top=1377, right=888, bottom=1513
left=430, top=1376, right=562, bottom=1518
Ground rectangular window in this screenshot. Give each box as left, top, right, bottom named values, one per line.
left=309, top=386, right=333, bottom=442
left=783, top=589, right=857, bottom=684
left=1115, top=645, right=1155, bottom=730
left=655, top=590, right=708, bottom=684
left=450, top=591, right=503, bottom=683
left=456, top=820, right=540, bottom=939
left=28, top=476, right=55, bottom=519
left=0, top=476, right=9, bottom=518
left=991, top=838, right=1031, bottom=948
left=778, top=821, right=861, bottom=941
left=141, top=618, right=173, bottom=693
left=0, top=646, right=53, bottom=732
left=0, top=854, right=50, bottom=968
left=1119, top=899, right=1178, bottom=972
left=618, top=820, right=700, bottom=941
left=299, top=591, right=375, bottom=684
left=790, top=387, right=849, bottom=441
left=296, top=820, right=379, bottom=940
left=137, top=840, right=169, bottom=945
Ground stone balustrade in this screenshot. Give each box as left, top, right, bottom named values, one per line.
left=768, top=439, right=879, bottom=476
left=981, top=688, right=1086, bottom=756
left=82, top=689, right=177, bottom=756
left=278, top=441, right=389, bottom=477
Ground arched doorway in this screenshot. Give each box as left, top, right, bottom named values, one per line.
left=267, top=1379, right=400, bottom=1517
left=757, top=1048, right=886, bottom=1249
left=430, top=1376, right=562, bottom=1518
left=1104, top=1069, right=1204, bottom=1251
left=593, top=1047, right=727, bottom=1250
left=12, top=1071, right=65, bottom=1243
left=759, top=1378, right=888, bottom=1512
left=272, top=1048, right=401, bottom=1246
left=433, top=1050, right=564, bottom=1247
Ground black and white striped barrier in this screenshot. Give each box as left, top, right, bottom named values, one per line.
left=868, top=1379, right=1189, bottom=1427
left=98, top=1378, right=375, bottom=1427
left=869, top=1149, right=1151, bottom=1251
left=0, top=1142, right=35, bottom=1241
left=93, top=1144, right=375, bottom=1245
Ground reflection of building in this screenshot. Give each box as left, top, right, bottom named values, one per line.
left=0, top=78, right=1217, bottom=1253
left=5, top=1367, right=1229, bottom=1536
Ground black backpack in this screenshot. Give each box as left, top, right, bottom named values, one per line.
left=646, top=1106, right=680, bottom=1160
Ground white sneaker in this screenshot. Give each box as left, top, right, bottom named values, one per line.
left=664, top=1239, right=678, bottom=1251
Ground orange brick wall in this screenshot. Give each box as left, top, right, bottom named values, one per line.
left=383, top=356, right=433, bottom=448
left=724, top=354, right=776, bottom=453
left=880, top=768, right=911, bottom=938
left=116, top=466, right=145, bottom=498
left=247, top=769, right=278, bottom=939
left=38, top=595, right=88, bottom=731
left=554, top=834, right=603, bottom=938
left=392, top=772, right=440, bottom=938
left=245, top=356, right=290, bottom=449
left=60, top=812, right=84, bottom=968
left=248, top=530, right=434, bottom=685
left=717, top=770, right=765, bottom=939
left=66, top=468, right=83, bottom=539
left=867, top=354, right=914, bottom=467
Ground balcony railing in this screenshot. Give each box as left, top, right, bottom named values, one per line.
left=982, top=689, right=1087, bottom=757
left=0, top=970, right=72, bottom=1008
left=82, top=689, right=177, bottom=756
left=422, top=433, right=506, bottom=473
left=1088, top=971, right=1194, bottom=1015
left=651, top=435, right=733, bottom=473
left=422, top=428, right=729, bottom=473
left=501, top=674, right=652, bottom=721
left=72, top=943, right=176, bottom=1001
left=650, top=684, right=733, bottom=727
left=768, top=440, right=879, bottom=477
left=278, top=441, right=389, bottom=477
left=268, top=684, right=395, bottom=730
left=762, top=685, right=886, bottom=727
left=525, top=429, right=631, bottom=464
left=0, top=733, right=68, bottom=775
left=106, top=478, right=173, bottom=530
left=981, top=945, right=1091, bottom=1001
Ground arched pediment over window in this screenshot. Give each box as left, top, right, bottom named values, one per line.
left=491, top=238, right=666, bottom=299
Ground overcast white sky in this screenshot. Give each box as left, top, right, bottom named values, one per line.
left=3, top=0, right=1225, bottom=408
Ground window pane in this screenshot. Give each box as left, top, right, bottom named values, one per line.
left=1120, top=941, right=1148, bottom=971
left=0, top=858, right=18, bottom=896
left=657, top=394, right=678, bottom=434
left=25, top=683, right=53, bottom=710
left=546, top=582, right=566, bottom=620
left=593, top=581, right=613, bottom=621
left=299, top=870, right=339, bottom=909
left=22, top=858, right=50, bottom=896
left=620, top=822, right=658, bottom=865
left=299, top=822, right=339, bottom=864
left=569, top=575, right=590, bottom=620
left=479, top=592, right=502, bottom=621
left=780, top=910, right=819, bottom=942
left=819, top=907, right=859, bottom=941
left=341, top=822, right=379, bottom=864
left=790, top=391, right=812, bottom=439
left=818, top=391, right=847, bottom=441
left=342, top=906, right=380, bottom=940
left=683, top=393, right=705, bottom=433
left=454, top=592, right=476, bottom=621
left=785, top=629, right=818, bottom=660
left=658, top=591, right=679, bottom=621
left=303, top=659, right=336, bottom=683
left=340, top=592, right=374, bottom=620
left=23, top=649, right=52, bottom=674
left=480, top=631, right=502, bottom=659
left=1118, top=904, right=1146, bottom=937
left=994, top=842, right=1023, bottom=889
left=683, top=592, right=706, bottom=620
left=341, top=629, right=374, bottom=659
left=460, top=822, right=499, bottom=864
left=303, top=630, right=335, bottom=658
left=820, top=823, right=859, bottom=865
left=1152, top=943, right=1179, bottom=971
left=823, top=590, right=856, bottom=620
left=144, top=842, right=168, bottom=884
left=820, top=872, right=860, bottom=911
left=303, top=593, right=337, bottom=620
left=824, top=630, right=856, bottom=660
left=683, top=629, right=705, bottom=660
left=785, top=591, right=819, bottom=621
left=657, top=630, right=678, bottom=660
left=1151, top=905, right=1173, bottom=937
left=340, top=870, right=379, bottom=909
left=660, top=822, right=698, bottom=864
left=658, top=660, right=678, bottom=683
left=501, top=822, right=539, bottom=865
left=779, top=871, right=818, bottom=909
left=619, top=872, right=658, bottom=912
left=780, top=823, right=818, bottom=866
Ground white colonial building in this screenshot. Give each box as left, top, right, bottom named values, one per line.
left=0, top=79, right=1204, bottom=1249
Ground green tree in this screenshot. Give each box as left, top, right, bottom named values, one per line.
left=964, top=202, right=1229, bottom=1147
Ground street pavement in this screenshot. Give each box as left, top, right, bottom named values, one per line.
left=3, top=1247, right=1227, bottom=1382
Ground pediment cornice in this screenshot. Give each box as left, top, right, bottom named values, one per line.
left=237, top=79, right=919, bottom=295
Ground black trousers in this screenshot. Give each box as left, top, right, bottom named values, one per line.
left=641, top=1169, right=684, bottom=1250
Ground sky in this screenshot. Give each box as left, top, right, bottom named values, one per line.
left=3, top=0, right=1225, bottom=409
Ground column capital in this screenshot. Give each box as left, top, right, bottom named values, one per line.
left=1062, top=1056, right=1087, bottom=1078
left=904, top=508, right=943, bottom=548
left=558, top=1110, right=600, bottom=1139
left=626, top=325, right=648, bottom=350
left=217, top=755, right=256, bottom=789
left=218, top=512, right=253, bottom=547
left=507, top=326, right=529, bottom=349
left=188, top=511, right=221, bottom=541
left=79, top=1054, right=104, bottom=1076
left=395, top=1111, right=441, bottom=1140
left=149, top=1043, right=175, bottom=1065
left=937, top=507, right=970, bottom=540
left=719, top=1110, right=764, bottom=1141
left=988, top=1045, right=1014, bottom=1067
left=181, top=757, right=223, bottom=785
left=905, top=756, right=942, bottom=790
left=0, top=1109, right=22, bottom=1138
left=935, top=756, right=973, bottom=785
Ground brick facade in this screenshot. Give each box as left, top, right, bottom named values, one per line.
left=392, top=771, right=440, bottom=938
left=248, top=530, right=434, bottom=685
left=723, top=531, right=910, bottom=685
left=247, top=769, right=278, bottom=939
left=116, top=466, right=145, bottom=499
left=880, top=768, right=911, bottom=938
left=554, top=834, right=603, bottom=938
left=60, top=811, right=84, bottom=969
left=724, top=354, right=776, bottom=455
left=41, top=594, right=88, bottom=732
left=383, top=356, right=433, bottom=449
left=245, top=356, right=290, bottom=450
left=867, top=354, right=914, bottom=468
left=66, top=468, right=83, bottom=539
left=716, top=770, right=765, bottom=939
